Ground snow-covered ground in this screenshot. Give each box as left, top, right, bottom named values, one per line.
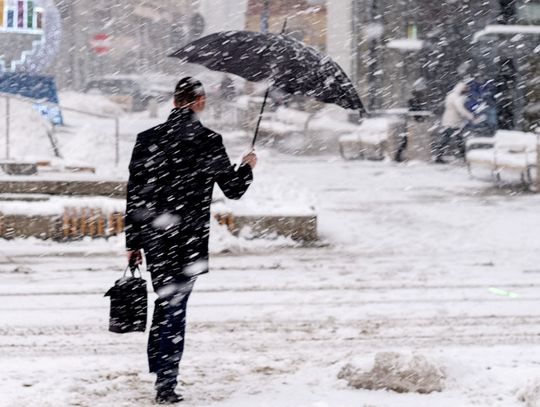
left=2, top=152, right=540, bottom=406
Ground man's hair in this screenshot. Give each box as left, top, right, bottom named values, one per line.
left=174, top=77, right=205, bottom=106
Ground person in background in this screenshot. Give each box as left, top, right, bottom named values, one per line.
left=398, top=84, right=428, bottom=162
left=434, top=82, right=474, bottom=163
left=465, top=77, right=498, bottom=136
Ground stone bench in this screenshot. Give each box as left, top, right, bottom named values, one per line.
left=466, top=130, right=538, bottom=185
left=339, top=117, right=404, bottom=160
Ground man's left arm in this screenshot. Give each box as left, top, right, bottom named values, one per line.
left=210, top=134, right=256, bottom=200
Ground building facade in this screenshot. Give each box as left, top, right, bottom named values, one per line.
left=47, top=0, right=195, bottom=89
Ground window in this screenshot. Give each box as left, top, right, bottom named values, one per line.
left=17, top=0, right=23, bottom=28
left=499, top=0, right=516, bottom=23
left=407, top=21, right=418, bottom=39
left=7, top=9, right=13, bottom=27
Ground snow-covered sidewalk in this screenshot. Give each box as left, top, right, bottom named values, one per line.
left=2, top=156, right=540, bottom=406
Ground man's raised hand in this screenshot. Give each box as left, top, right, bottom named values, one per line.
left=242, top=151, right=257, bottom=169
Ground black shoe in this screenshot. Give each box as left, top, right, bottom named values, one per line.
left=434, top=157, right=447, bottom=164
left=155, top=390, right=183, bottom=404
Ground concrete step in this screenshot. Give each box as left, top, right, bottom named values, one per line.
left=0, top=193, right=51, bottom=202
left=0, top=179, right=126, bottom=198
left=1, top=207, right=317, bottom=242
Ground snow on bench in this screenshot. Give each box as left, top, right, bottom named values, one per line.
left=466, top=130, right=539, bottom=184
left=339, top=118, right=399, bottom=160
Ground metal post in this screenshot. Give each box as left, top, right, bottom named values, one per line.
left=261, top=0, right=269, bottom=33
left=5, top=96, right=10, bottom=160
left=536, top=133, right=540, bottom=192
left=115, top=117, right=120, bottom=166
left=367, top=0, right=381, bottom=111
left=351, top=0, right=359, bottom=88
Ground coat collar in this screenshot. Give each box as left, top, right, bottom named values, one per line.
left=167, top=107, right=199, bottom=124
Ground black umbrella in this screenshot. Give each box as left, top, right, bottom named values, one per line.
left=170, top=28, right=365, bottom=147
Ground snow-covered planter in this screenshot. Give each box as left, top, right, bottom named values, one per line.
left=338, top=352, right=445, bottom=394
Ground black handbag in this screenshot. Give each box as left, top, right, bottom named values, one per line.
left=104, top=266, right=148, bottom=333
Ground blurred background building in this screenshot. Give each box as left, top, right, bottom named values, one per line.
left=327, top=0, right=539, bottom=130
left=50, top=0, right=196, bottom=89
left=1, top=0, right=536, bottom=130
left=245, top=0, right=326, bottom=50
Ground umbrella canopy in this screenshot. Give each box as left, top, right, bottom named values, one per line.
left=170, top=30, right=365, bottom=113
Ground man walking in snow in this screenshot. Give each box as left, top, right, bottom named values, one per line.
left=125, top=77, right=256, bottom=404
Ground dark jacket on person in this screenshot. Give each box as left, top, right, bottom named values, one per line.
left=125, top=108, right=253, bottom=278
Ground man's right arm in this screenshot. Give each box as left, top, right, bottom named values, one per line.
left=125, top=136, right=146, bottom=253
left=125, top=133, right=160, bottom=254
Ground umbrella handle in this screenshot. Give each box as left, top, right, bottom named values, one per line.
left=250, top=18, right=289, bottom=149
left=251, top=87, right=271, bottom=148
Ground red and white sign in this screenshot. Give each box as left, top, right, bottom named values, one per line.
left=90, top=33, right=111, bottom=55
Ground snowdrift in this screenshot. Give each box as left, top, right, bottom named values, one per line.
left=338, top=352, right=445, bottom=394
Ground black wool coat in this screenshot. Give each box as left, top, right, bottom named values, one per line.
left=125, top=108, right=253, bottom=278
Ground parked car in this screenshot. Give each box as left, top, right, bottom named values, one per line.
left=84, top=76, right=173, bottom=112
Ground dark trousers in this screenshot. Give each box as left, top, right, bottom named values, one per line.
left=434, top=127, right=462, bottom=160
left=147, top=272, right=195, bottom=392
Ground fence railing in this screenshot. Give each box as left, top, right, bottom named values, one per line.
left=1, top=92, right=121, bottom=166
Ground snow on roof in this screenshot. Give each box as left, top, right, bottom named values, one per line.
left=386, top=39, right=424, bottom=51
left=473, top=24, right=540, bottom=43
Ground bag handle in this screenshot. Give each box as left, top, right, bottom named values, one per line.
left=123, top=265, right=142, bottom=278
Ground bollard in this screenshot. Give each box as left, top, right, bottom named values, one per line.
left=96, top=209, right=105, bottom=237
left=5, top=96, right=10, bottom=159
left=80, top=208, right=87, bottom=236
left=536, top=138, right=540, bottom=192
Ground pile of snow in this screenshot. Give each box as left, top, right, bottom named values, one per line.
left=338, top=352, right=445, bottom=394
left=518, top=379, right=540, bottom=407
left=1, top=98, right=52, bottom=161
left=2, top=92, right=132, bottom=173
left=209, top=216, right=296, bottom=254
